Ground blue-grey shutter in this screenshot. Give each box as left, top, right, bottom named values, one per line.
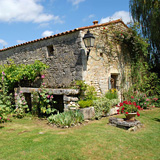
left=108, top=76, right=111, bottom=89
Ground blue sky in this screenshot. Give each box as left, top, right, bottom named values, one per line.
left=0, top=0, right=131, bottom=49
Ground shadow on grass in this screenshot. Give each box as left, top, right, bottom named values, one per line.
left=152, top=118, right=160, bottom=122
left=0, top=126, right=4, bottom=129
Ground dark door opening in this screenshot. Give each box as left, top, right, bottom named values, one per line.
left=53, top=95, right=64, bottom=113
left=23, top=93, right=32, bottom=112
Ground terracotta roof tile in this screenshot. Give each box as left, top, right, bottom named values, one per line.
left=0, top=19, right=127, bottom=52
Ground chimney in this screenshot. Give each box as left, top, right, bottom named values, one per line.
left=93, top=20, right=98, bottom=25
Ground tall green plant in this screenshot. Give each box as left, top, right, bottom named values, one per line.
left=0, top=60, right=48, bottom=91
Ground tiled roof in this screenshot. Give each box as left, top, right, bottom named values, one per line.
left=0, top=19, right=127, bottom=52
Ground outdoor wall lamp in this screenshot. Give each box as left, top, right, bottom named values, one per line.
left=83, top=30, right=95, bottom=60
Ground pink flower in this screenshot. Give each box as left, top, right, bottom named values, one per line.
left=0, top=117, right=1, bottom=119
left=15, top=93, right=17, bottom=96
left=42, top=82, right=45, bottom=86
left=20, top=91, right=23, bottom=94
left=2, top=76, right=4, bottom=81
left=7, top=119, right=10, bottom=121
left=131, top=96, right=134, bottom=99
left=47, top=95, right=50, bottom=98
left=21, top=97, right=24, bottom=100
left=50, top=95, right=53, bottom=99
left=41, top=75, right=45, bottom=79
left=2, top=71, right=5, bottom=75
left=146, top=99, right=150, bottom=101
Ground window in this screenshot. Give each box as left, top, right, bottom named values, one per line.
left=108, top=73, right=120, bottom=90
left=47, top=45, right=55, bottom=57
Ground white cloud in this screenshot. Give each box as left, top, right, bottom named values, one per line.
left=100, top=11, right=132, bottom=24
left=68, top=0, right=85, bottom=6
left=42, top=30, right=54, bottom=37
left=83, top=14, right=95, bottom=22
left=0, top=39, right=8, bottom=47
left=0, top=0, right=63, bottom=23
left=17, top=40, right=26, bottom=44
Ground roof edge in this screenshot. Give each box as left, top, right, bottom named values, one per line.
left=0, top=19, right=128, bottom=52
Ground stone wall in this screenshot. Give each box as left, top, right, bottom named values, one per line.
left=0, top=32, right=85, bottom=88
left=80, top=23, right=131, bottom=98
left=0, top=22, right=131, bottom=99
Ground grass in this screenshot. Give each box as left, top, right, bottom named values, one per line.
left=0, top=108, right=160, bottom=160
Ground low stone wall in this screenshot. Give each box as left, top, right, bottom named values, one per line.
left=14, top=87, right=79, bottom=112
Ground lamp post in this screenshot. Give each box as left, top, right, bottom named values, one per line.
left=83, top=30, right=95, bottom=60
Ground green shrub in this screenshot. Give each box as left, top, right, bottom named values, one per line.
left=93, top=97, right=112, bottom=119
left=85, top=85, right=97, bottom=100
left=105, top=89, right=118, bottom=100
left=47, top=110, right=84, bottom=127
left=71, top=80, right=97, bottom=101
left=0, top=104, right=10, bottom=123
left=0, top=60, right=48, bottom=91
left=110, top=99, right=120, bottom=106
left=78, top=100, right=93, bottom=108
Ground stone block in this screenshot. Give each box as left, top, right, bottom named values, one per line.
left=79, top=107, right=95, bottom=120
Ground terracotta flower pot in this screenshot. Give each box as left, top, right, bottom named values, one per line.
left=125, top=113, right=137, bottom=121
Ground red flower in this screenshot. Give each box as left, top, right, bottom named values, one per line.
left=137, top=105, right=141, bottom=110
left=133, top=102, right=137, bottom=106
left=137, top=112, right=140, bottom=117
left=119, top=103, right=123, bottom=106
left=125, top=112, right=128, bottom=114
left=131, top=96, right=134, bottom=99
left=103, top=27, right=105, bottom=29
left=122, top=107, right=125, bottom=110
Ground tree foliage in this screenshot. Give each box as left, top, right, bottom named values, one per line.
left=129, top=0, right=160, bottom=74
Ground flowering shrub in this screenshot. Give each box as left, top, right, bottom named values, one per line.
left=37, top=82, right=57, bottom=116
left=14, top=92, right=29, bottom=118
left=117, top=100, right=142, bottom=117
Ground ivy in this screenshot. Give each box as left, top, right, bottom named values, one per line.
left=102, top=23, right=160, bottom=96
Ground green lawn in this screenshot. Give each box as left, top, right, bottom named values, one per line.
left=0, top=108, right=160, bottom=160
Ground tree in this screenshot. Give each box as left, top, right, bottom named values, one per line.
left=129, top=0, right=160, bottom=75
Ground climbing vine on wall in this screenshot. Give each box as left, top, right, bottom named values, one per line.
left=102, top=23, right=159, bottom=96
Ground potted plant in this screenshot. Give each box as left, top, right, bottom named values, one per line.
left=117, top=100, right=142, bottom=121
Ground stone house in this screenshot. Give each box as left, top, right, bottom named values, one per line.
left=0, top=19, right=131, bottom=111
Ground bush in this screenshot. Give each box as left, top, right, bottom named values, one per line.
left=93, top=96, right=120, bottom=120
left=93, top=97, right=111, bottom=119
left=105, top=89, right=118, bottom=100
left=47, top=110, right=84, bottom=127
left=14, top=92, right=29, bottom=118
left=78, top=100, right=93, bottom=108
left=0, top=104, right=10, bottom=123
